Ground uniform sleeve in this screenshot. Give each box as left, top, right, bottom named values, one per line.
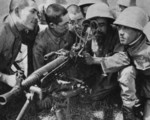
left=0, top=72, right=16, bottom=87
left=101, top=52, right=130, bottom=73
left=0, top=26, right=6, bottom=54
left=33, top=36, right=46, bottom=70
left=0, top=25, right=8, bottom=71
left=0, top=26, right=15, bottom=85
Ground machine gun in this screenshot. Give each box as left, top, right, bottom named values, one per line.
left=0, top=24, right=92, bottom=119
left=0, top=21, right=104, bottom=105
left=0, top=49, right=90, bottom=120
left=0, top=41, right=90, bottom=104
left=0, top=54, right=70, bottom=105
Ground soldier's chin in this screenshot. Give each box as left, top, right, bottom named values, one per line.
left=120, top=41, right=126, bottom=45
left=95, top=34, right=105, bottom=40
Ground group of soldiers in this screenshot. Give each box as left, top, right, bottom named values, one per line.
left=0, top=0, right=150, bottom=120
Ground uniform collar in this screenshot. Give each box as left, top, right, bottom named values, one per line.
left=127, top=34, right=146, bottom=52
left=129, top=34, right=143, bottom=46
left=46, top=27, right=67, bottom=44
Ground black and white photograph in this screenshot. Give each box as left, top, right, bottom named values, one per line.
left=0, top=0, right=150, bottom=119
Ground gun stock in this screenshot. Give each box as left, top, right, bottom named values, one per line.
left=0, top=55, right=69, bottom=105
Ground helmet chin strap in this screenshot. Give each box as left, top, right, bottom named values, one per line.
left=129, top=33, right=143, bottom=46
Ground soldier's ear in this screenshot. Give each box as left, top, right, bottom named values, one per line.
left=14, top=7, right=20, bottom=17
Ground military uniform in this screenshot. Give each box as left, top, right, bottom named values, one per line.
left=12, top=25, right=39, bottom=76
left=0, top=15, right=22, bottom=74
left=0, top=15, right=22, bottom=94
left=127, top=35, right=150, bottom=98
left=33, top=27, right=75, bottom=70
left=80, top=3, right=121, bottom=100
left=84, top=25, right=120, bottom=100
left=100, top=43, right=138, bottom=108
left=113, top=6, right=149, bottom=119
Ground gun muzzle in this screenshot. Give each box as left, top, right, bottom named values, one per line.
left=0, top=55, right=69, bottom=105
left=0, top=86, right=21, bottom=105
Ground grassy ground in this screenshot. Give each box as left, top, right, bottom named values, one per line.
left=0, top=87, right=123, bottom=120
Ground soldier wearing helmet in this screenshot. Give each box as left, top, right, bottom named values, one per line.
left=144, top=22, right=150, bottom=41
left=81, top=3, right=121, bottom=102
left=94, top=6, right=149, bottom=120
left=84, top=4, right=147, bottom=120
left=83, top=2, right=118, bottom=58
left=113, top=6, right=150, bottom=120
left=117, top=0, right=136, bottom=12
left=78, top=0, right=108, bottom=17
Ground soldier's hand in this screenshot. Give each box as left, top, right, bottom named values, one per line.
left=0, top=73, right=16, bottom=87
left=15, top=70, right=25, bottom=87
left=83, top=52, right=94, bottom=65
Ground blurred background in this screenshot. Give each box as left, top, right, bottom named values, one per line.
left=0, top=0, right=150, bottom=26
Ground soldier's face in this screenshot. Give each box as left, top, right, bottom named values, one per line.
left=53, top=14, right=70, bottom=35
left=118, top=25, right=140, bottom=45
left=68, top=12, right=84, bottom=32
left=18, top=0, right=38, bottom=30
left=90, top=18, right=108, bottom=41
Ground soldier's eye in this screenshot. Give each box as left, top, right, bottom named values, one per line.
left=117, top=25, right=122, bottom=30
left=90, top=21, right=98, bottom=30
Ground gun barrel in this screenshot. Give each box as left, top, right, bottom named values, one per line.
left=16, top=96, right=30, bottom=120
left=0, top=86, right=21, bottom=105
left=22, top=56, right=68, bottom=87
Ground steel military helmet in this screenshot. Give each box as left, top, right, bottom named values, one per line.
left=117, top=0, right=136, bottom=7
left=144, top=22, right=150, bottom=40
left=85, top=2, right=114, bottom=21
left=78, top=0, right=108, bottom=7
left=114, top=7, right=148, bottom=31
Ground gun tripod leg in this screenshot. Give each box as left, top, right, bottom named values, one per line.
left=66, top=98, right=71, bottom=120
left=16, top=93, right=33, bottom=120
left=16, top=86, right=42, bottom=120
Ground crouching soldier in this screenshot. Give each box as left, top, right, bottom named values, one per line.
left=114, top=7, right=150, bottom=120
left=83, top=3, right=145, bottom=120
left=80, top=3, right=120, bottom=101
